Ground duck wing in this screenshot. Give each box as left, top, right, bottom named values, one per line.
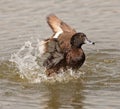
left=47, top=14, right=76, bottom=38
left=43, top=39, right=64, bottom=69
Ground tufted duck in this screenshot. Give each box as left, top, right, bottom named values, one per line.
left=41, top=14, right=94, bottom=76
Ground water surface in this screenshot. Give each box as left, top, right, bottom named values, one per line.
left=0, top=0, right=120, bottom=109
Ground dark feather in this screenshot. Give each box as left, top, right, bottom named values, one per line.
left=43, top=39, right=64, bottom=69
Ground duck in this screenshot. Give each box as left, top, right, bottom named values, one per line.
left=41, top=14, right=95, bottom=76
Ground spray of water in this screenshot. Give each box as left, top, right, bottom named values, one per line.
left=10, top=40, right=83, bottom=83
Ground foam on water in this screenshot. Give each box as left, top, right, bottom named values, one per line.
left=10, top=39, right=83, bottom=83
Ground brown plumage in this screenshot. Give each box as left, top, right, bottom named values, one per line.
left=47, top=14, right=76, bottom=34
left=47, top=14, right=76, bottom=52
left=42, top=14, right=94, bottom=76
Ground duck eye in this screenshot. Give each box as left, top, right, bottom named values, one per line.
left=80, top=35, right=84, bottom=38
left=80, top=34, right=84, bottom=38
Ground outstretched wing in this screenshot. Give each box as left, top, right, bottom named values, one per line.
left=47, top=14, right=76, bottom=38
left=43, top=39, right=64, bottom=69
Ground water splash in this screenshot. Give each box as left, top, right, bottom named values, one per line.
left=10, top=40, right=83, bottom=83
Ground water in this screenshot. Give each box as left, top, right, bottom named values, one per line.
left=0, top=0, right=120, bottom=109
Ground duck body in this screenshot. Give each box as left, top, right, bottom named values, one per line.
left=58, top=32, right=74, bottom=52
left=43, top=33, right=87, bottom=76
left=66, top=47, right=85, bottom=70
left=41, top=14, right=94, bottom=76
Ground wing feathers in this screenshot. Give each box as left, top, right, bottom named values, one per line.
left=47, top=14, right=76, bottom=34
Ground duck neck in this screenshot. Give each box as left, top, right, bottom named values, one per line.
left=71, top=44, right=82, bottom=49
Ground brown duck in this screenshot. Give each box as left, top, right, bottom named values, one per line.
left=41, top=14, right=95, bottom=76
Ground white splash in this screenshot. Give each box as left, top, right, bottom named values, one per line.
left=10, top=40, right=47, bottom=82
left=37, top=40, right=46, bottom=57
left=10, top=40, right=83, bottom=83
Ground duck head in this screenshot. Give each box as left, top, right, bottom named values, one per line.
left=70, top=32, right=95, bottom=48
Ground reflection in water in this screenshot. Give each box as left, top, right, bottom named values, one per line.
left=46, top=84, right=61, bottom=109
left=45, top=81, right=84, bottom=109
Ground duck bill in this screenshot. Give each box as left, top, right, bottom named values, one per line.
left=84, top=38, right=95, bottom=45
